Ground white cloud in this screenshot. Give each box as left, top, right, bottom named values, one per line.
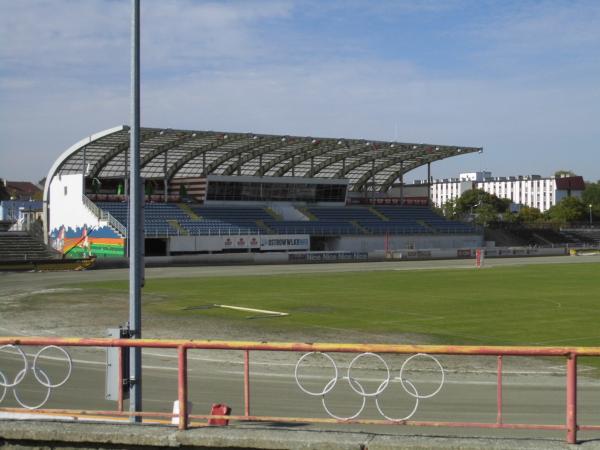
left=477, top=1, right=600, bottom=50
left=1, top=0, right=599, bottom=181
left=469, top=0, right=600, bottom=77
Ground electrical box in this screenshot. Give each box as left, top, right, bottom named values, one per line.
left=105, top=327, right=130, bottom=401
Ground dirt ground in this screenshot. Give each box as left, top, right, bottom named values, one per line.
left=3, top=255, right=598, bottom=374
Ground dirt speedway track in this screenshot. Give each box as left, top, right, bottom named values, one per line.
left=2, top=254, right=600, bottom=445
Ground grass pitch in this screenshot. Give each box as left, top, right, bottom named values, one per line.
left=81, top=262, right=600, bottom=347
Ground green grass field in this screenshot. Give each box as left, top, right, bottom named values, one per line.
left=79, top=262, right=600, bottom=347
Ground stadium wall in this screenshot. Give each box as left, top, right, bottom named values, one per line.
left=324, top=234, right=484, bottom=253
left=48, top=174, right=125, bottom=258
left=169, top=234, right=310, bottom=253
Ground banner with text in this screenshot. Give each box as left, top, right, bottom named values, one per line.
left=260, top=235, right=310, bottom=251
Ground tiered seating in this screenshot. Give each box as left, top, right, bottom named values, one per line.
left=369, top=206, right=432, bottom=233
left=561, top=229, right=600, bottom=246
left=303, top=207, right=375, bottom=235
left=95, top=202, right=478, bottom=237
left=190, top=206, right=267, bottom=234
left=268, top=220, right=357, bottom=235
left=0, top=232, right=59, bottom=261
left=97, top=202, right=180, bottom=236
left=375, top=206, right=476, bottom=233
left=98, top=202, right=263, bottom=235
left=487, top=227, right=590, bottom=247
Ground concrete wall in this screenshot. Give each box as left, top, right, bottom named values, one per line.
left=330, top=234, right=484, bottom=253
left=372, top=246, right=566, bottom=261
left=92, top=245, right=566, bottom=269
left=49, top=174, right=99, bottom=232
left=168, top=234, right=310, bottom=253
left=47, top=174, right=125, bottom=258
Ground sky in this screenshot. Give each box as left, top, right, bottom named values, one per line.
left=1, top=0, right=599, bottom=183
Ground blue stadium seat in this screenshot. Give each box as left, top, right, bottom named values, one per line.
left=95, top=202, right=477, bottom=237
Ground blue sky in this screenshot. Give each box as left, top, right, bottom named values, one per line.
left=1, top=0, right=599, bottom=182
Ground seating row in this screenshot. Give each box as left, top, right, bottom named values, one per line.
left=96, top=202, right=477, bottom=236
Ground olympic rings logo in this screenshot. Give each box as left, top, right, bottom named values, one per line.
left=295, top=352, right=444, bottom=421
left=0, top=345, right=72, bottom=410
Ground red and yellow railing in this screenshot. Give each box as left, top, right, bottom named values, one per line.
left=1, top=336, right=599, bottom=444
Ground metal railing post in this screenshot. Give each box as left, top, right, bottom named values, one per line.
left=178, top=346, right=188, bottom=430
left=244, top=350, right=250, bottom=417
left=566, top=353, right=577, bottom=444
left=496, top=355, right=503, bottom=425
left=118, top=347, right=124, bottom=413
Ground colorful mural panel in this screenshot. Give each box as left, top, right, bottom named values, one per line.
left=51, top=225, right=125, bottom=258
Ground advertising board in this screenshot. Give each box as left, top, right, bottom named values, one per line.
left=260, top=235, right=310, bottom=251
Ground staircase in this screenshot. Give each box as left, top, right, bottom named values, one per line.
left=417, top=220, right=435, bottom=232
left=350, top=220, right=370, bottom=235
left=0, top=232, right=61, bottom=261
left=296, top=207, right=317, bottom=221
left=264, top=207, right=283, bottom=221
left=82, top=195, right=126, bottom=238
left=178, top=203, right=201, bottom=220
left=369, top=206, right=389, bottom=221
left=256, top=219, right=273, bottom=234
left=167, top=220, right=189, bottom=235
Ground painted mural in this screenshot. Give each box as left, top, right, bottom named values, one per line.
left=51, top=225, right=125, bottom=258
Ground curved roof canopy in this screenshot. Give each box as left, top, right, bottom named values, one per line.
left=48, top=125, right=481, bottom=193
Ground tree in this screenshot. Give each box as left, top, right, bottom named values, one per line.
left=555, top=170, right=577, bottom=178
left=454, top=189, right=509, bottom=225
left=455, top=189, right=509, bottom=214
left=472, top=203, right=498, bottom=226
left=91, top=178, right=101, bottom=194
left=516, top=206, right=543, bottom=223
left=179, top=183, right=187, bottom=197
left=0, top=182, right=9, bottom=201
left=545, top=196, right=587, bottom=223
left=582, top=181, right=600, bottom=222
left=441, top=198, right=457, bottom=219
left=582, top=182, right=600, bottom=207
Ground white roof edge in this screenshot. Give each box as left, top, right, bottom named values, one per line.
left=43, top=125, right=128, bottom=203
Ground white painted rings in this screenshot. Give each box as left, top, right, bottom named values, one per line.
left=295, top=351, right=444, bottom=421
left=295, top=352, right=338, bottom=396
left=0, top=345, right=28, bottom=388
left=32, top=345, right=72, bottom=388
left=347, top=352, right=390, bottom=397
left=399, top=353, right=445, bottom=399
left=0, top=344, right=72, bottom=409
left=321, top=376, right=366, bottom=420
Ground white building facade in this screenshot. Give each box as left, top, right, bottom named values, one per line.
left=426, top=172, right=584, bottom=212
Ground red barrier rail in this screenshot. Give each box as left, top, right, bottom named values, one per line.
left=1, top=336, right=598, bottom=444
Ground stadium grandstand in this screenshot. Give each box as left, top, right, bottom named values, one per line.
left=43, top=125, right=484, bottom=259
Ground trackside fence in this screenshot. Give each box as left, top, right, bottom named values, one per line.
left=1, top=337, right=598, bottom=444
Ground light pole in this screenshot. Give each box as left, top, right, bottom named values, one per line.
left=129, top=0, right=143, bottom=423
left=589, top=204, right=593, bottom=225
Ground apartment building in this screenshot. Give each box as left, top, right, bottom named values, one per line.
left=424, top=172, right=584, bottom=212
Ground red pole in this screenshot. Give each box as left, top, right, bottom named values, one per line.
left=244, top=350, right=250, bottom=417
left=117, top=347, right=124, bottom=413
left=178, top=346, right=188, bottom=430
left=566, top=353, right=577, bottom=444
left=496, top=355, right=502, bottom=425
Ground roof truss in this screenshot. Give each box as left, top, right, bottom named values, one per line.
left=50, top=126, right=481, bottom=192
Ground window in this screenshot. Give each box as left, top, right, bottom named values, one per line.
left=64, top=186, right=68, bottom=196
left=206, top=181, right=347, bottom=202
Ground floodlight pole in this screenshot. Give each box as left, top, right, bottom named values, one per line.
left=129, top=0, right=143, bottom=422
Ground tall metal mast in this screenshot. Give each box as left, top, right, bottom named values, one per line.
left=129, top=0, right=143, bottom=422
